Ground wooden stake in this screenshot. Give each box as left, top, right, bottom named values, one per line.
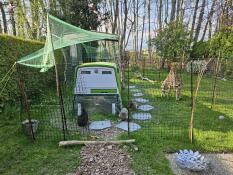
left=16, top=64, right=35, bottom=140
left=59, top=139, right=136, bottom=147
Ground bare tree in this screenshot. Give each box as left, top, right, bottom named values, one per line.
left=8, top=1, right=16, bottom=35
left=190, top=0, right=200, bottom=39
left=119, top=0, right=128, bottom=88
left=170, top=0, right=177, bottom=22
left=148, top=0, right=152, bottom=63
left=0, top=1, right=7, bottom=33
left=112, top=0, right=119, bottom=34
left=158, top=0, right=162, bottom=29
left=201, top=0, right=216, bottom=41
left=139, top=0, right=146, bottom=59
left=194, top=0, right=206, bottom=41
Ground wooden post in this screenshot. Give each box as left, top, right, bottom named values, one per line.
left=16, top=64, right=35, bottom=140
left=59, top=139, right=136, bottom=147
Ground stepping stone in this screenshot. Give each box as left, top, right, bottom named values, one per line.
left=130, top=89, right=141, bottom=93
left=132, top=113, right=152, bottom=120
left=89, top=120, right=111, bottom=130
left=115, top=121, right=141, bottom=132
left=138, top=104, right=154, bottom=111
left=129, top=85, right=136, bottom=89
left=134, top=98, right=149, bottom=103
left=133, top=93, right=144, bottom=97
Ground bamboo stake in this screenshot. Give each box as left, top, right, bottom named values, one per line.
left=189, top=59, right=212, bottom=143
left=48, top=14, right=68, bottom=140
left=211, top=52, right=221, bottom=109
left=59, top=139, right=136, bottom=147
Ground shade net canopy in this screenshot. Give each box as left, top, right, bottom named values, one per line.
left=17, top=14, right=119, bottom=72
left=82, top=42, right=120, bottom=62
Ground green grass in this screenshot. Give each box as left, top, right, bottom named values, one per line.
left=122, top=68, right=233, bottom=174
left=0, top=105, right=82, bottom=175
left=1, top=68, right=233, bottom=174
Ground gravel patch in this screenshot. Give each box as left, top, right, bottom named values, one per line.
left=90, top=125, right=125, bottom=140
left=166, top=153, right=233, bottom=175
left=77, top=144, right=135, bottom=175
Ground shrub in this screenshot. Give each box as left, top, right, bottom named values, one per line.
left=0, top=34, right=58, bottom=103
left=186, top=60, right=207, bottom=74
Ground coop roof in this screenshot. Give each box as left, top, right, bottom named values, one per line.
left=75, top=62, right=121, bottom=94
left=77, top=62, right=117, bottom=69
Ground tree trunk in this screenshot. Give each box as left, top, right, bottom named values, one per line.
left=112, top=0, right=119, bottom=34
left=190, top=0, right=200, bottom=39
left=194, top=0, right=206, bottom=41
left=176, top=0, right=181, bottom=21
left=124, top=20, right=134, bottom=49
left=148, top=0, right=152, bottom=64
left=10, top=12, right=16, bottom=36
left=139, top=0, right=146, bottom=59
left=170, top=0, right=177, bottom=22
left=0, top=21, right=2, bottom=33
left=158, top=0, right=163, bottom=29
left=201, top=0, right=216, bottom=41
left=15, top=0, right=25, bottom=37
left=120, top=0, right=128, bottom=88
left=165, top=0, right=169, bottom=24
left=136, top=0, right=139, bottom=61
left=0, top=1, right=7, bottom=33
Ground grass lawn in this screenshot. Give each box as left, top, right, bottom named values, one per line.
left=1, top=68, right=233, bottom=175
left=121, top=68, right=233, bottom=174
left=0, top=106, right=81, bottom=175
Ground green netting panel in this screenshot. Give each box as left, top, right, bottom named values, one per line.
left=82, top=42, right=119, bottom=62
left=17, top=14, right=118, bottom=72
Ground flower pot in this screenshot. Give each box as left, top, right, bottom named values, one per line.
left=22, top=119, right=39, bottom=136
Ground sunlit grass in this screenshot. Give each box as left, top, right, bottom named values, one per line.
left=125, top=69, right=233, bottom=174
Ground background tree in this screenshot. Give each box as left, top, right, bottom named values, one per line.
left=0, top=1, right=7, bottom=33
left=150, top=22, right=191, bottom=66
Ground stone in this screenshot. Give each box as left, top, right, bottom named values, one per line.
left=218, top=115, right=225, bottom=120
left=115, top=121, right=141, bottom=132
left=137, top=104, right=154, bottom=111
left=132, top=113, right=152, bottom=120
left=134, top=98, right=149, bottom=103
left=89, top=120, right=112, bottom=130
left=107, top=145, right=113, bottom=150
left=133, top=93, right=144, bottom=97
left=129, top=85, right=136, bottom=89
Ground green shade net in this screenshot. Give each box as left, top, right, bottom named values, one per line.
left=82, top=42, right=120, bottom=62
left=17, top=14, right=119, bottom=72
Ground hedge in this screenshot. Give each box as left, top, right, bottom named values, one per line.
left=0, top=34, right=59, bottom=103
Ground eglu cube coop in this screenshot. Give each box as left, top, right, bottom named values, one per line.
left=73, top=62, right=122, bottom=116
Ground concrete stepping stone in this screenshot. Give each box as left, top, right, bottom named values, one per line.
left=138, top=104, right=154, bottom=111
left=130, top=89, right=141, bottom=93
left=132, top=113, right=152, bottom=120
left=133, top=93, right=144, bottom=97
left=115, top=121, right=141, bottom=132
left=129, top=85, right=136, bottom=89
left=89, top=120, right=111, bottom=130
left=134, top=98, right=149, bottom=103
